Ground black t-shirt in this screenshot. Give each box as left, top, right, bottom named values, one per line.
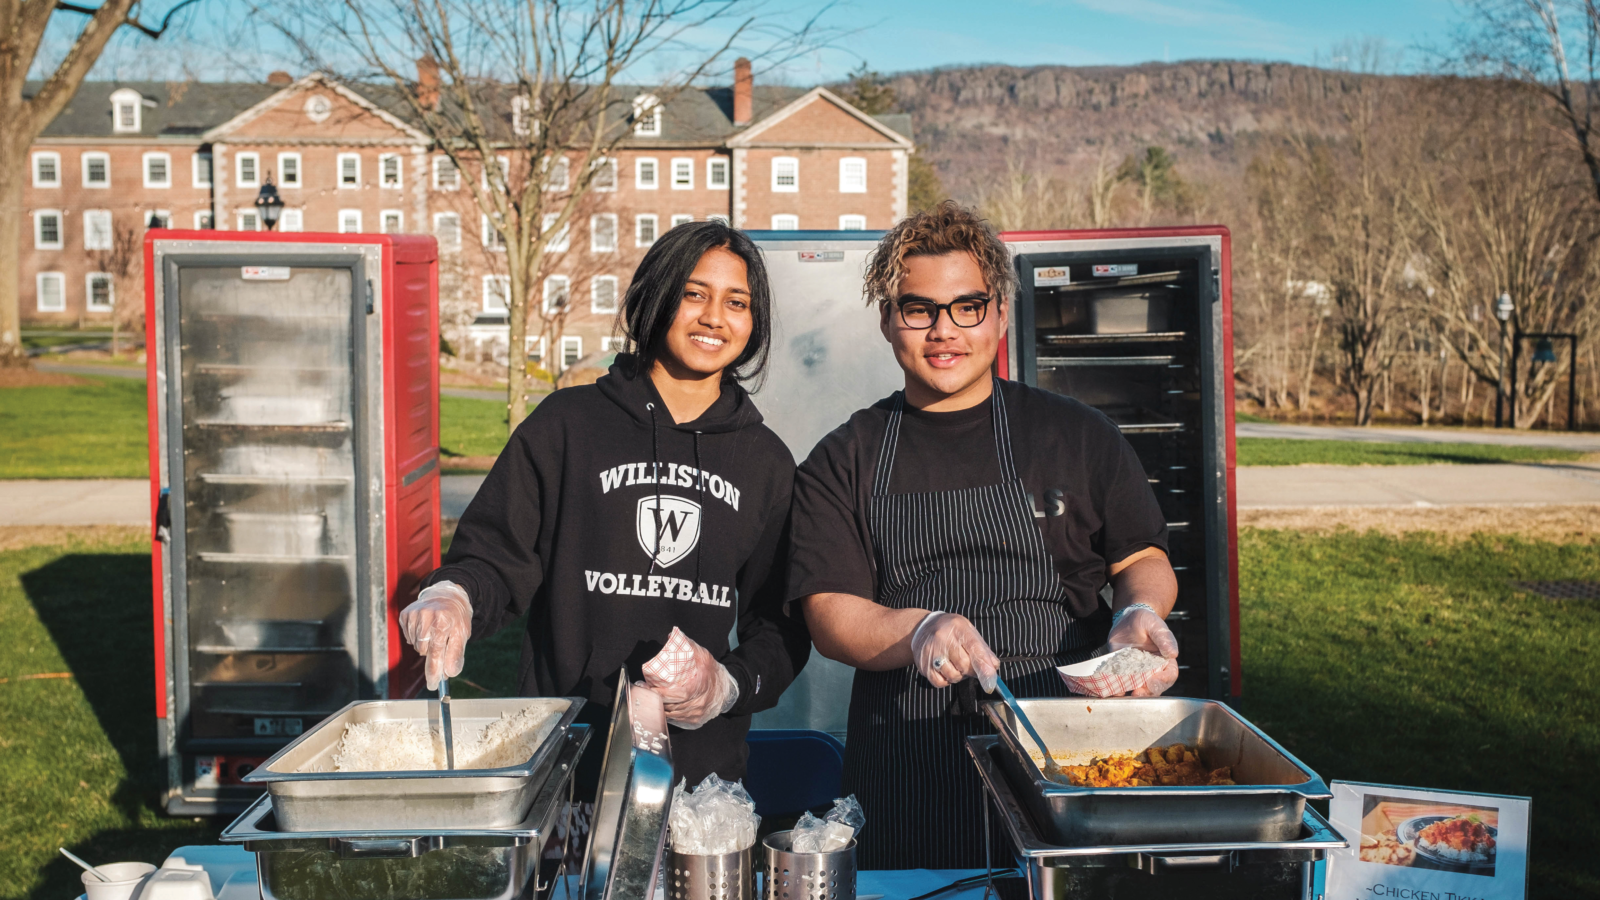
left=787, top=380, right=1168, bottom=621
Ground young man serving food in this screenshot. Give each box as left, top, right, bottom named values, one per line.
left=787, top=203, right=1181, bottom=868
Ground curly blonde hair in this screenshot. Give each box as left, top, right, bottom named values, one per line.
left=863, top=201, right=1017, bottom=308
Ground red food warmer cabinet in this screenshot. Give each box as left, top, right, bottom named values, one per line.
left=143, top=231, right=440, bottom=814
left=1000, top=227, right=1240, bottom=702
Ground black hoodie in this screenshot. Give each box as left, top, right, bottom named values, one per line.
left=425, top=356, right=808, bottom=789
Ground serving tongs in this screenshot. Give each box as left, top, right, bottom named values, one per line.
left=437, top=676, right=456, bottom=770
left=992, top=676, right=1067, bottom=785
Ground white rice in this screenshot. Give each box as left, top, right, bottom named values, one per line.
left=321, top=705, right=563, bottom=772
left=1091, top=648, right=1169, bottom=677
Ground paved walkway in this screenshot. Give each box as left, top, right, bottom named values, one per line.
left=1238, top=421, right=1600, bottom=452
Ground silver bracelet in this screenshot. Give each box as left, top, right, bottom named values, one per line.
left=1111, top=602, right=1157, bottom=630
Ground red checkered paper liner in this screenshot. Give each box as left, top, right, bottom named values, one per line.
left=1056, top=653, right=1163, bottom=699
left=641, top=627, right=697, bottom=685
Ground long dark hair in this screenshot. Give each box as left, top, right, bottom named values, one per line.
left=621, top=220, right=772, bottom=384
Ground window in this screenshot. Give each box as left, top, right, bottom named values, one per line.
left=83, top=152, right=110, bottom=188
left=380, top=153, right=402, bottom=188
left=670, top=214, right=694, bottom=228
left=635, top=214, right=658, bottom=247
left=525, top=335, right=546, bottom=363
left=591, top=157, right=616, bottom=191
left=636, top=158, right=658, bottom=190
left=601, top=335, right=625, bottom=352
left=592, top=275, right=619, bottom=314
left=381, top=210, right=403, bottom=233
left=86, top=273, right=114, bottom=311
left=280, top=209, right=303, bottom=232
left=839, top=214, right=867, bottom=230
left=511, top=95, right=533, bottom=137
left=561, top=335, right=583, bottom=369
left=143, top=152, right=171, bottom=188
left=482, top=155, right=509, bottom=190
left=545, top=156, right=570, bottom=191
left=839, top=157, right=867, bottom=193
left=278, top=152, right=301, bottom=187
left=483, top=214, right=506, bottom=250
left=632, top=94, right=661, bottom=136
left=193, top=210, right=213, bottom=229
left=543, top=275, right=570, bottom=314
left=434, top=213, right=461, bottom=251
left=770, top=214, right=798, bottom=230
left=434, top=156, right=459, bottom=190
left=34, top=210, right=62, bottom=249
left=32, top=152, right=60, bottom=187
left=338, top=153, right=360, bottom=187
left=237, top=152, right=260, bottom=187
left=192, top=151, right=212, bottom=188
left=148, top=209, right=171, bottom=229
left=591, top=214, right=617, bottom=253
left=707, top=214, right=729, bottom=225
left=483, top=275, right=510, bottom=312
left=772, top=156, right=798, bottom=192
left=36, top=272, right=65, bottom=311
left=541, top=213, right=569, bottom=251
left=671, top=158, right=694, bottom=190
left=707, top=158, right=729, bottom=190
left=237, top=210, right=261, bottom=231
left=83, top=210, right=112, bottom=249
left=338, top=209, right=362, bottom=233
left=110, top=88, right=142, bottom=134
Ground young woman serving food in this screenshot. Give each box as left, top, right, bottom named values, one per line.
left=399, top=221, right=809, bottom=791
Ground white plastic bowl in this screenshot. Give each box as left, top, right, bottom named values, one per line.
left=81, top=862, right=156, bottom=900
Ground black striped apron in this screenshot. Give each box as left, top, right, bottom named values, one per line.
left=840, top=383, right=1095, bottom=869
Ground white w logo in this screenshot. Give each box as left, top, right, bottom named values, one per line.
left=635, top=495, right=701, bottom=567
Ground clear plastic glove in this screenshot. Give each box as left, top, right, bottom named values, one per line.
left=399, top=581, right=472, bottom=691
left=909, top=611, right=999, bottom=692
left=642, top=630, right=739, bottom=730
left=1107, top=606, right=1179, bottom=697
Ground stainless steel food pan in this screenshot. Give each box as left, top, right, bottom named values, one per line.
left=983, top=698, right=1330, bottom=846
left=244, top=696, right=583, bottom=832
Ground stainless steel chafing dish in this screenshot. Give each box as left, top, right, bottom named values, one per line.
left=984, top=698, right=1331, bottom=846
left=244, top=696, right=585, bottom=831
left=579, top=675, right=675, bottom=900
left=968, top=736, right=1347, bottom=900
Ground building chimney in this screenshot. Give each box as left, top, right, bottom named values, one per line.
left=417, top=57, right=441, bottom=111
left=266, top=71, right=293, bottom=87
left=733, top=57, right=752, bottom=126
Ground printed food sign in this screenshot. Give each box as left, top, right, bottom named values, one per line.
left=1326, top=781, right=1530, bottom=900
left=1032, top=266, right=1071, bottom=287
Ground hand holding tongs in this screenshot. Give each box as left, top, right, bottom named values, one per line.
left=991, top=676, right=1067, bottom=785
left=437, top=676, right=455, bottom=770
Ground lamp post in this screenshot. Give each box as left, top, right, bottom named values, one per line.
left=1494, top=292, right=1514, bottom=427
left=254, top=177, right=284, bottom=231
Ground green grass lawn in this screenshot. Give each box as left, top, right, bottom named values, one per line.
left=1237, top=437, right=1585, bottom=466
left=0, top=377, right=149, bottom=479
left=3, top=527, right=1596, bottom=897
left=440, top=394, right=511, bottom=461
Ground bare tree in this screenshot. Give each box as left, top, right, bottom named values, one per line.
left=275, top=0, right=831, bottom=432
left=0, top=0, right=198, bottom=365
left=87, top=220, right=145, bottom=357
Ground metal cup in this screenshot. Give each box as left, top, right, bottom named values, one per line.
left=665, top=847, right=754, bottom=900
left=761, top=831, right=856, bottom=900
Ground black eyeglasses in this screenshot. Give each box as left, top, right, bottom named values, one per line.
left=895, top=296, right=991, bottom=329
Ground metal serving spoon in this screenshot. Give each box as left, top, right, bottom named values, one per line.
left=992, top=676, right=1068, bottom=785
left=438, top=676, right=456, bottom=770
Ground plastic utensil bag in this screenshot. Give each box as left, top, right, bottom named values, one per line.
left=791, top=795, right=865, bottom=854
left=668, top=774, right=761, bottom=854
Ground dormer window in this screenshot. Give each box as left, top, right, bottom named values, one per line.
left=511, top=95, right=533, bottom=138
left=110, top=88, right=143, bottom=134
left=632, top=94, right=661, bottom=136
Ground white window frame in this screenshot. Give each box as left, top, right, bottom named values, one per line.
left=560, top=334, right=583, bottom=369
left=670, top=157, right=694, bottom=190
left=83, top=209, right=113, bottom=250
left=82, top=151, right=110, bottom=188
left=543, top=275, right=571, bottom=315
left=670, top=214, right=694, bottom=228
left=635, top=157, right=658, bottom=190
left=635, top=214, right=658, bottom=247
left=142, top=151, right=172, bottom=188
left=433, top=212, right=461, bottom=251
left=34, top=210, right=63, bottom=249
left=632, top=94, right=661, bottom=136
left=192, top=151, right=212, bottom=188
left=541, top=213, right=569, bottom=252
left=482, top=275, right=510, bottom=312
left=338, top=209, right=362, bottom=233
left=110, top=88, right=142, bottom=134
left=433, top=156, right=460, bottom=190
left=236, top=152, right=260, bottom=188
left=32, top=152, right=61, bottom=188
left=839, top=214, right=867, bottom=231
left=380, top=209, right=404, bottom=233
left=379, top=153, right=403, bottom=189
left=545, top=156, right=570, bottom=192
left=36, top=272, right=66, bottom=312
left=482, top=155, right=510, bottom=191
left=772, top=156, right=798, bottom=192
left=277, top=152, right=302, bottom=187
left=148, top=209, right=171, bottom=229
left=591, top=275, right=619, bottom=314
left=526, top=335, right=546, bottom=363
left=237, top=210, right=261, bottom=232
left=279, top=209, right=303, bottom=232
left=482, top=214, right=507, bottom=251
left=591, top=156, right=617, bottom=192
left=337, top=153, right=361, bottom=188
left=590, top=213, right=617, bottom=253
left=601, top=335, right=625, bottom=353
left=839, top=156, right=867, bottom=193
left=707, top=157, right=729, bottom=190
left=770, top=214, right=799, bottom=230
left=86, top=272, right=114, bottom=312
left=511, top=95, right=533, bottom=138
left=193, top=210, right=213, bottom=229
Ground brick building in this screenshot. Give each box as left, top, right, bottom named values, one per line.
left=20, top=63, right=914, bottom=371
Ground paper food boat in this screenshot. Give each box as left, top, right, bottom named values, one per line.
left=1057, top=651, right=1164, bottom=698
